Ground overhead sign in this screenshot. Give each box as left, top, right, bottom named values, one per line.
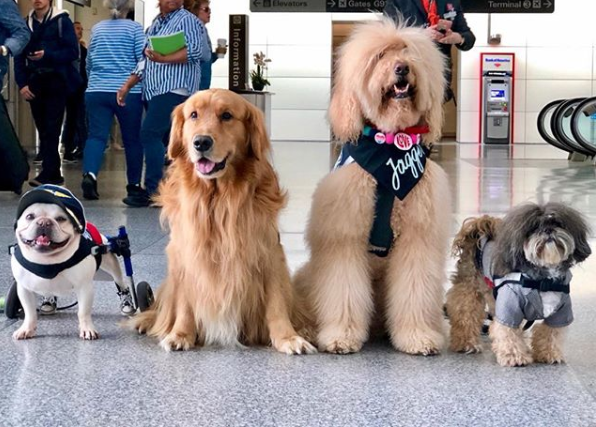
left=250, top=0, right=387, bottom=13
left=462, top=0, right=554, bottom=13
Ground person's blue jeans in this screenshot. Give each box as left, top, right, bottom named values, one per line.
left=83, top=91, right=143, bottom=185
left=141, top=92, right=187, bottom=195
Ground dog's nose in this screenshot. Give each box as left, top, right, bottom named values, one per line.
left=37, top=218, right=52, bottom=227
left=394, top=63, right=410, bottom=76
left=193, top=135, right=214, bottom=153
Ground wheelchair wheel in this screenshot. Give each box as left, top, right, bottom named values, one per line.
left=136, top=281, right=154, bottom=312
left=5, top=280, right=23, bottom=319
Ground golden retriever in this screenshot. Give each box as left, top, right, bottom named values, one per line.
left=131, top=89, right=315, bottom=355
left=294, top=19, right=451, bottom=355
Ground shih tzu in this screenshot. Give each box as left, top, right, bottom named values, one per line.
left=445, top=202, right=591, bottom=367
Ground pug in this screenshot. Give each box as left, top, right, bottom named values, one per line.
left=11, top=184, right=133, bottom=340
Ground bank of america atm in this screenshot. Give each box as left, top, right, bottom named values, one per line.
left=480, top=53, right=515, bottom=144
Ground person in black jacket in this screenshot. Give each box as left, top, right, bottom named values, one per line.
left=61, top=21, right=88, bottom=162
left=15, top=0, right=82, bottom=186
left=385, top=0, right=475, bottom=103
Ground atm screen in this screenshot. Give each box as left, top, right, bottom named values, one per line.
left=490, top=89, right=506, bottom=99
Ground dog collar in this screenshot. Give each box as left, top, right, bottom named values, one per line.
left=362, top=125, right=429, bottom=150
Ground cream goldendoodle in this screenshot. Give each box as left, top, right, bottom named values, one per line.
left=294, top=18, right=451, bottom=355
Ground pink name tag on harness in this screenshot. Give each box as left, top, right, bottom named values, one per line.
left=374, top=132, right=420, bottom=151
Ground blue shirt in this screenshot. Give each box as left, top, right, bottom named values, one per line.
left=199, top=25, right=218, bottom=90
left=0, top=0, right=31, bottom=82
left=135, top=8, right=206, bottom=101
left=86, top=19, right=144, bottom=94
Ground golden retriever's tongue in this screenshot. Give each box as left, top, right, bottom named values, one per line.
left=197, top=158, right=216, bottom=174
left=36, top=235, right=51, bottom=246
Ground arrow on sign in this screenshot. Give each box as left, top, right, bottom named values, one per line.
left=253, top=0, right=261, bottom=6
left=327, top=0, right=336, bottom=6
left=544, top=0, right=552, bottom=7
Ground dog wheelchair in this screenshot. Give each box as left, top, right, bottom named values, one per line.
left=3, top=226, right=154, bottom=320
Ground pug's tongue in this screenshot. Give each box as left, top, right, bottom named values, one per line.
left=36, top=235, right=51, bottom=246
left=197, top=158, right=216, bottom=174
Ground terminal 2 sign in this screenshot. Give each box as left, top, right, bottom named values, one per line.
left=461, top=0, right=554, bottom=13
left=250, top=0, right=387, bottom=13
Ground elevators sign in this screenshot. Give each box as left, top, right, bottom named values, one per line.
left=229, top=15, right=249, bottom=92
left=461, top=0, right=554, bottom=13
left=482, top=53, right=514, bottom=74
left=250, top=0, right=388, bottom=13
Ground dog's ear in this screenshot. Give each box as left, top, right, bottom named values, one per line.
left=246, top=102, right=271, bottom=161
left=424, top=93, right=445, bottom=143
left=328, top=77, right=362, bottom=142
left=168, top=104, right=186, bottom=160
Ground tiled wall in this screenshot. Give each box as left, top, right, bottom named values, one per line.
left=459, top=0, right=596, bottom=155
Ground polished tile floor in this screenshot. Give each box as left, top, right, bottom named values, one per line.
left=1, top=143, right=596, bottom=427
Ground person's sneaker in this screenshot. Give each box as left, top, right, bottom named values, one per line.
left=33, top=153, right=43, bottom=164
left=29, top=174, right=65, bottom=187
left=71, top=147, right=84, bottom=159
left=118, top=289, right=135, bottom=316
left=122, top=184, right=150, bottom=207
left=40, top=296, right=58, bottom=315
left=81, top=173, right=99, bottom=200
left=63, top=152, right=78, bottom=164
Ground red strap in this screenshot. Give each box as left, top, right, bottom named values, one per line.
left=85, top=222, right=103, bottom=245
left=422, top=0, right=440, bottom=26
left=402, top=125, right=430, bottom=135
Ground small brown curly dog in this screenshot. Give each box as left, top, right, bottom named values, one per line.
left=131, top=89, right=315, bottom=355
left=294, top=19, right=451, bottom=355
left=446, top=203, right=591, bottom=367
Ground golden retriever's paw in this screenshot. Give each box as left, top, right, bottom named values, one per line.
left=533, top=349, right=565, bottom=365
left=392, top=330, right=443, bottom=356
left=80, top=327, right=99, bottom=340
left=449, top=339, right=483, bottom=354
left=13, top=325, right=36, bottom=340
left=495, top=349, right=533, bottom=367
left=274, top=336, right=317, bottom=355
left=160, top=333, right=195, bottom=352
left=319, top=338, right=363, bottom=354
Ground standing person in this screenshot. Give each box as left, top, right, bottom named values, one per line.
left=14, top=0, right=82, bottom=187
left=80, top=0, right=144, bottom=201
left=384, top=0, right=475, bottom=103
left=189, top=0, right=226, bottom=90
left=0, top=0, right=31, bottom=193
left=117, top=0, right=206, bottom=207
left=61, top=20, right=88, bottom=162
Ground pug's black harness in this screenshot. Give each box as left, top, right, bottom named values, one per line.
left=8, top=223, right=119, bottom=280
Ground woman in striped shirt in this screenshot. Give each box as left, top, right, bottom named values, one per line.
left=80, top=0, right=145, bottom=201
left=117, top=0, right=207, bottom=207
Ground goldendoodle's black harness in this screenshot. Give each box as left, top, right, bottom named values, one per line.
left=335, top=126, right=430, bottom=257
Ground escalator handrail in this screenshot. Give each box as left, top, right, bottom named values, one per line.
left=570, top=96, right=596, bottom=154
left=550, top=97, right=595, bottom=156
left=537, top=99, right=572, bottom=153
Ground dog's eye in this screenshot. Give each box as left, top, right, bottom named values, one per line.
left=378, top=51, right=385, bottom=60
left=190, top=111, right=198, bottom=120
left=56, top=216, right=67, bottom=223
left=221, top=112, right=233, bottom=121
left=26, top=213, right=35, bottom=221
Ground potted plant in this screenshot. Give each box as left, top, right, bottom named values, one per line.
left=250, top=51, right=271, bottom=91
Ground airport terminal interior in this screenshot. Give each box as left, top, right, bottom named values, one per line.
left=2, top=0, right=596, bottom=426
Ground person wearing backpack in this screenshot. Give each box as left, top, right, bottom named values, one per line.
left=14, top=0, right=82, bottom=187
